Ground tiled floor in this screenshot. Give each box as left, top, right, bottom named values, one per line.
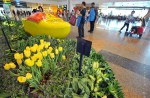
left=68, top=20, right=150, bottom=98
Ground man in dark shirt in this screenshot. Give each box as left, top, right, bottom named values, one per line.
left=77, top=1, right=86, bottom=38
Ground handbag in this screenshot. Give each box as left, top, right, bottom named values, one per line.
left=69, top=15, right=76, bottom=26
left=76, top=16, right=82, bottom=27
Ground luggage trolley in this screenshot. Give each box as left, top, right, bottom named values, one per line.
left=126, top=23, right=144, bottom=39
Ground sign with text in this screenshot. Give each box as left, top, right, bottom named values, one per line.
left=77, top=38, right=92, bottom=57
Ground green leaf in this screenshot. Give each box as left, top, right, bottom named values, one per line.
left=83, top=94, right=89, bottom=98
left=9, top=71, right=19, bottom=76
left=72, top=93, right=82, bottom=98
left=31, top=89, right=39, bottom=93
left=78, top=82, right=83, bottom=90
left=72, top=79, right=78, bottom=93
left=0, top=93, right=11, bottom=97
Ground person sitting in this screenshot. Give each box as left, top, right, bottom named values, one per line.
left=38, top=6, right=44, bottom=12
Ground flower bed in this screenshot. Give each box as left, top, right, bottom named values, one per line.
left=0, top=20, right=124, bottom=98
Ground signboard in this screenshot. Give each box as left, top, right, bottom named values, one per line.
left=77, top=38, right=92, bottom=57
left=76, top=38, right=92, bottom=76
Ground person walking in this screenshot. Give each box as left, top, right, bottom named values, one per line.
left=67, top=10, right=71, bottom=21
left=97, top=13, right=103, bottom=24
left=71, top=10, right=75, bottom=16
left=64, top=10, right=67, bottom=21
left=119, top=11, right=135, bottom=33
left=62, top=10, right=64, bottom=19
left=12, top=10, right=17, bottom=20
left=88, top=2, right=97, bottom=33
left=77, top=1, right=86, bottom=38
left=56, top=9, right=61, bottom=17
left=17, top=10, right=21, bottom=20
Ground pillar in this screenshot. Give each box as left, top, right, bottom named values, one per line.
left=67, top=0, right=74, bottom=12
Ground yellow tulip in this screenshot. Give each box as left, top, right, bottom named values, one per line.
left=47, top=42, right=51, bottom=47
left=4, top=64, right=10, bottom=70
left=42, top=51, right=47, bottom=57
left=50, top=53, right=55, bottom=59
left=39, top=44, right=44, bottom=50
left=37, top=46, right=42, bottom=52
left=58, top=47, right=63, bottom=52
left=17, top=76, right=26, bottom=83
left=36, top=60, right=42, bottom=67
left=45, top=44, right=49, bottom=49
left=26, top=46, right=30, bottom=51
left=47, top=49, right=51, bottom=54
left=43, top=42, right=46, bottom=45
left=33, top=44, right=38, bottom=49
left=49, top=47, right=53, bottom=51
left=40, top=39, right=44, bottom=44
left=17, top=59, right=22, bottom=65
left=9, top=62, right=16, bottom=69
left=43, top=42, right=49, bottom=49
left=93, top=62, right=99, bottom=69
left=14, top=53, right=23, bottom=60
left=102, top=96, right=107, bottom=98
left=24, top=50, right=31, bottom=58
left=30, top=46, right=37, bottom=53
left=25, top=59, right=34, bottom=67
left=36, top=52, right=43, bottom=60
left=62, top=55, right=66, bottom=60
left=20, top=53, right=23, bottom=59
left=31, top=55, right=37, bottom=62
left=26, top=73, right=32, bottom=79
left=14, top=53, right=20, bottom=60
left=55, top=49, right=59, bottom=55
left=47, top=47, right=53, bottom=54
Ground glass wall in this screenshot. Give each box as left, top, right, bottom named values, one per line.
left=0, top=8, right=4, bottom=16
left=101, top=8, right=149, bottom=18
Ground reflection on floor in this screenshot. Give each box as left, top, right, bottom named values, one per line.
left=68, top=19, right=150, bottom=98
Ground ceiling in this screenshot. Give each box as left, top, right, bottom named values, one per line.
left=11, top=0, right=150, bottom=5
left=0, top=0, right=150, bottom=8
left=100, top=1, right=150, bottom=8
left=16, top=0, right=67, bottom=4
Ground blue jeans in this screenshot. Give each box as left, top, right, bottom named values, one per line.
left=78, top=23, right=84, bottom=37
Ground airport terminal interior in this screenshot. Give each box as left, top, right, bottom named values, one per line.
left=0, top=0, right=150, bottom=98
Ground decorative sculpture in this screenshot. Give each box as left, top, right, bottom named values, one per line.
left=22, top=12, right=71, bottom=38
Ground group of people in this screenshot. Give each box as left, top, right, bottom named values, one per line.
left=32, top=6, right=44, bottom=13
left=76, top=2, right=98, bottom=38
left=12, top=10, right=32, bottom=20
left=11, top=6, right=43, bottom=21
left=10, top=3, right=147, bottom=38
left=76, top=2, right=147, bottom=38
left=56, top=9, right=72, bottom=21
